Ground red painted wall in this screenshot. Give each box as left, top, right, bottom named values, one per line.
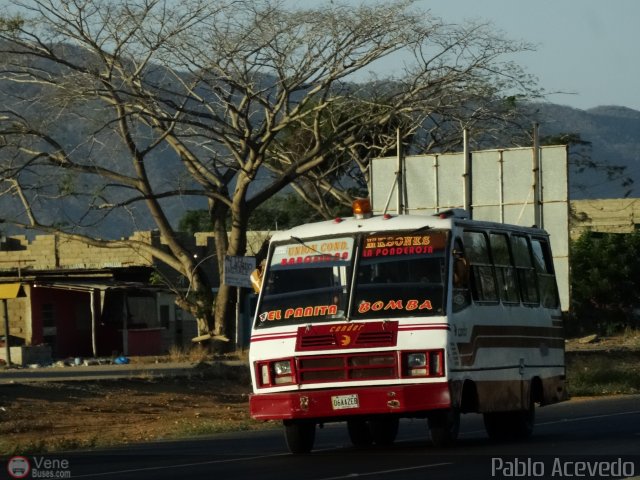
left=29, top=287, right=165, bottom=359
left=30, top=287, right=93, bottom=358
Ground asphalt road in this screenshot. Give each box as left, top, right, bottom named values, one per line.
left=7, top=395, right=640, bottom=480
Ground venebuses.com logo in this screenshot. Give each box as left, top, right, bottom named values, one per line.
left=7, top=456, right=30, bottom=479
left=6, top=455, right=71, bottom=479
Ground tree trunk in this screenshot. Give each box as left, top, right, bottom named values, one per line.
left=213, top=283, right=235, bottom=341
left=175, top=294, right=213, bottom=338
left=209, top=197, right=234, bottom=346
left=210, top=187, right=251, bottom=349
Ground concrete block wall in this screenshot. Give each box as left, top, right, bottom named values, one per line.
left=1, top=230, right=267, bottom=274
left=194, top=231, right=270, bottom=255
left=571, top=199, right=640, bottom=239
left=0, top=232, right=161, bottom=272
left=0, top=345, right=52, bottom=366
left=56, top=236, right=154, bottom=268
left=0, top=296, right=30, bottom=340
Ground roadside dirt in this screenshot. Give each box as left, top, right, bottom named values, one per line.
left=0, top=363, right=274, bottom=455
left=564, top=332, right=640, bottom=352
left=2, top=333, right=639, bottom=455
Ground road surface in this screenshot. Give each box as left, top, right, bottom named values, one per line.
left=6, top=395, right=640, bottom=480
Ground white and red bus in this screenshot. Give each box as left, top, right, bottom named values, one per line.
left=249, top=200, right=567, bottom=453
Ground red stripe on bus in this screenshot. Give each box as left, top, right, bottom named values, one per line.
left=398, top=324, right=450, bottom=331
left=251, top=333, right=297, bottom=343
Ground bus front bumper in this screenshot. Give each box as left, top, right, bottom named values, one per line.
left=250, top=382, right=451, bottom=421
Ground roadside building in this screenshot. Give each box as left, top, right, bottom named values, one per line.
left=0, top=230, right=269, bottom=365
left=0, top=232, right=200, bottom=365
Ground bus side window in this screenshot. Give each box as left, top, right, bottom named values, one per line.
left=531, top=237, right=560, bottom=308
left=490, top=233, right=520, bottom=304
left=511, top=235, right=540, bottom=305
left=462, top=231, right=499, bottom=303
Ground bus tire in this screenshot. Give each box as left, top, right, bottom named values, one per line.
left=483, top=412, right=511, bottom=440
left=428, top=409, right=460, bottom=448
left=512, top=396, right=536, bottom=439
left=369, top=417, right=399, bottom=446
left=284, top=420, right=315, bottom=454
left=484, top=400, right=535, bottom=441
left=347, top=419, right=373, bottom=447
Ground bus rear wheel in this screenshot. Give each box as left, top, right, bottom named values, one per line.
left=284, top=420, right=316, bottom=454
left=513, top=398, right=536, bottom=439
left=484, top=400, right=535, bottom=441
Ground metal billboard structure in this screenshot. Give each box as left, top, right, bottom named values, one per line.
left=370, top=144, right=570, bottom=311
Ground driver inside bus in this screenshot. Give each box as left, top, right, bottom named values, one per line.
left=453, top=238, right=470, bottom=288
left=452, top=237, right=471, bottom=311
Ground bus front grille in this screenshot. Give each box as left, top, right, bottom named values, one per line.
left=299, top=334, right=336, bottom=348
left=296, top=322, right=398, bottom=351
left=355, top=331, right=395, bottom=345
left=297, top=353, right=397, bottom=384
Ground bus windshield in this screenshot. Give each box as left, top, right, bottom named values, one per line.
left=352, top=232, right=447, bottom=319
left=256, top=237, right=353, bottom=327
left=255, top=231, right=449, bottom=329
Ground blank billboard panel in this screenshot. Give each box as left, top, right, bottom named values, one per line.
left=437, top=154, right=465, bottom=210
left=405, top=155, right=438, bottom=212
left=371, top=145, right=569, bottom=310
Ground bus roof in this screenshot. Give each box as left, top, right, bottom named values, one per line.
left=269, top=212, right=550, bottom=243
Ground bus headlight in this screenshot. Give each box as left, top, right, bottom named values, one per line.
left=403, top=350, right=444, bottom=377
left=256, top=359, right=296, bottom=387
left=405, top=352, right=427, bottom=376
left=274, top=360, right=292, bottom=376
left=406, top=353, right=427, bottom=368
left=273, top=360, right=294, bottom=384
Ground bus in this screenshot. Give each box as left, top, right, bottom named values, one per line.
left=248, top=199, right=567, bottom=454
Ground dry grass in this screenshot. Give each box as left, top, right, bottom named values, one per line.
left=566, top=351, right=640, bottom=397
left=0, top=365, right=259, bottom=455
left=167, top=344, right=212, bottom=363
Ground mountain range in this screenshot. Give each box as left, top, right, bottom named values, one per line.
left=1, top=98, right=638, bottom=238
left=536, top=103, right=640, bottom=199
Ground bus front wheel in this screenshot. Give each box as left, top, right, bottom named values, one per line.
left=369, top=417, right=399, bottom=446
left=284, top=420, right=316, bottom=454
left=347, top=419, right=373, bottom=447
left=428, top=408, right=460, bottom=448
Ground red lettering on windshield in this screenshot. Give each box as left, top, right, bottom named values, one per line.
left=280, top=252, right=348, bottom=265
left=363, top=233, right=446, bottom=257
left=357, top=299, right=433, bottom=314
left=260, top=304, right=338, bottom=322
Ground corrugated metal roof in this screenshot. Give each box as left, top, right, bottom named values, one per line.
left=31, top=281, right=162, bottom=292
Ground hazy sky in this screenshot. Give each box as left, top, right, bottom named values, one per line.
left=413, top=0, right=638, bottom=111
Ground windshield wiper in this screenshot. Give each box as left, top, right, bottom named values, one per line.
left=290, top=236, right=325, bottom=256
left=409, top=224, right=433, bottom=235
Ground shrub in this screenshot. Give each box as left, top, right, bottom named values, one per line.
left=569, top=231, right=640, bottom=336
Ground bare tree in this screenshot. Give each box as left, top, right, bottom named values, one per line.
left=0, top=0, right=540, bottom=344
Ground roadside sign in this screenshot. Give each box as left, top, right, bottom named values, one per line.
left=224, top=256, right=256, bottom=288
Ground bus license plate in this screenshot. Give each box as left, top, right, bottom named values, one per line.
left=331, top=394, right=359, bottom=410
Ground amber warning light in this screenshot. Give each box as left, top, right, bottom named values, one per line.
left=352, top=198, right=372, bottom=219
